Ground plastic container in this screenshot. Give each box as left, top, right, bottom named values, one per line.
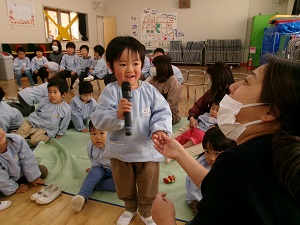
left=0, top=52, right=14, bottom=80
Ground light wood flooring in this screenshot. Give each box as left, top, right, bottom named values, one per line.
left=0, top=64, right=252, bottom=225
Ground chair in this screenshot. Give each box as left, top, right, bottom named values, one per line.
left=182, top=69, right=207, bottom=102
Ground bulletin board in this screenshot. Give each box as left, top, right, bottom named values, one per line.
left=141, top=12, right=177, bottom=41
left=6, top=0, right=35, bottom=26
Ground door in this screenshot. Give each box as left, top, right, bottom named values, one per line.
left=103, top=16, right=116, bottom=49
left=96, top=16, right=104, bottom=46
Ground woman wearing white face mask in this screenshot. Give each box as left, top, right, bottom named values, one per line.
left=48, top=40, right=64, bottom=64
left=151, top=57, right=300, bottom=225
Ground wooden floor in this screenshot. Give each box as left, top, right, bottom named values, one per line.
left=0, top=64, right=252, bottom=225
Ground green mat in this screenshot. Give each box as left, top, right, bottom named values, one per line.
left=33, top=118, right=193, bottom=222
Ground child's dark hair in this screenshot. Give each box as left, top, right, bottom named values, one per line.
left=51, top=40, right=62, bottom=52
left=202, top=127, right=236, bottom=152
left=79, top=81, right=93, bottom=95
left=35, top=46, right=44, bottom=54
left=209, top=99, right=220, bottom=107
left=0, top=86, right=5, bottom=102
left=94, top=45, right=105, bottom=57
left=66, top=42, right=76, bottom=50
left=154, top=48, right=165, bottom=55
left=47, top=77, right=69, bottom=95
left=106, top=36, right=145, bottom=73
left=80, top=45, right=89, bottom=52
left=16, top=47, right=26, bottom=54
left=89, top=120, right=95, bottom=131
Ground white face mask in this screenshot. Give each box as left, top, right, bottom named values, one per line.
left=52, top=45, right=59, bottom=51
left=150, top=66, right=157, bottom=77
left=217, top=94, right=266, bottom=141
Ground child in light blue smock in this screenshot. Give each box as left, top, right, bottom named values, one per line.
left=0, top=128, right=47, bottom=196
left=90, top=36, right=172, bottom=225
left=84, top=45, right=107, bottom=81
left=71, top=121, right=115, bottom=212
left=185, top=127, right=236, bottom=215
left=16, top=77, right=71, bottom=146
left=13, top=47, right=35, bottom=90
left=69, top=81, right=96, bottom=132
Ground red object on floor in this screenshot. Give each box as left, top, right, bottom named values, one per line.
left=163, top=175, right=176, bottom=184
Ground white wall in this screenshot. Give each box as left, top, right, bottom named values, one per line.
left=0, top=0, right=104, bottom=50
left=0, top=0, right=291, bottom=62
left=103, top=0, right=289, bottom=62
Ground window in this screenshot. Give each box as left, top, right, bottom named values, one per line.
left=44, top=7, right=80, bottom=42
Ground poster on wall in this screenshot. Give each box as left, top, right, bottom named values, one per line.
left=6, top=0, right=35, bottom=26
left=141, top=12, right=177, bottom=41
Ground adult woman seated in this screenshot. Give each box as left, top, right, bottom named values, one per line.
left=152, top=57, right=300, bottom=225
left=171, top=62, right=234, bottom=157
left=149, top=55, right=181, bottom=125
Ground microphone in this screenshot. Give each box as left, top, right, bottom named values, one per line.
left=121, top=81, right=132, bottom=136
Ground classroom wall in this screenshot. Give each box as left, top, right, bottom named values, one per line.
left=0, top=0, right=291, bottom=62
left=0, top=0, right=104, bottom=51
left=103, top=0, right=289, bottom=62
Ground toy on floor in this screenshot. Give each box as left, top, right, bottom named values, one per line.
left=163, top=175, right=176, bottom=184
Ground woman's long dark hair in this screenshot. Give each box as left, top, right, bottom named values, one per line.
left=260, top=57, right=300, bottom=199
left=206, top=62, right=235, bottom=103
left=152, top=55, right=174, bottom=83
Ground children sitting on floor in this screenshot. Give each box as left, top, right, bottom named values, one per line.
left=71, top=120, right=115, bottom=212
left=69, top=81, right=97, bottom=132
left=0, top=87, right=24, bottom=132
left=83, top=45, right=107, bottom=81
left=175, top=101, right=219, bottom=148
left=0, top=128, right=48, bottom=196
left=78, top=45, right=94, bottom=83
left=16, top=77, right=71, bottom=146
left=59, top=41, right=81, bottom=89
left=185, top=127, right=236, bottom=215
left=31, top=46, right=49, bottom=84
left=13, top=47, right=35, bottom=91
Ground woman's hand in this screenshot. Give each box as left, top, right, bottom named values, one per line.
left=189, top=116, right=198, bottom=128
left=152, top=134, right=184, bottom=161
left=152, top=193, right=176, bottom=225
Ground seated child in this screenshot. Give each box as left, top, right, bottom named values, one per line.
left=16, top=77, right=71, bottom=146
left=185, top=127, right=236, bottom=215
left=31, top=46, right=49, bottom=84
left=175, top=101, right=219, bottom=148
left=78, top=45, right=94, bottom=82
left=84, top=45, right=107, bottom=81
left=69, top=81, right=97, bottom=132
left=9, top=81, right=49, bottom=117
left=59, top=41, right=81, bottom=89
left=0, top=128, right=48, bottom=196
left=13, top=47, right=35, bottom=91
left=0, top=87, right=24, bottom=132
left=71, top=120, right=115, bottom=212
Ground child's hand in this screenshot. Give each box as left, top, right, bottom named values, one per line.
left=71, top=71, right=76, bottom=75
left=21, top=68, right=25, bottom=73
left=34, top=70, right=38, bottom=74
left=152, top=134, right=183, bottom=161
left=117, top=98, right=131, bottom=120
left=31, top=177, right=45, bottom=186
left=15, top=184, right=28, bottom=193
left=55, top=134, right=63, bottom=138
left=81, top=128, right=89, bottom=133
left=152, top=131, right=168, bottom=141
left=189, top=117, right=198, bottom=128
left=89, top=68, right=93, bottom=72
left=85, top=168, right=91, bottom=172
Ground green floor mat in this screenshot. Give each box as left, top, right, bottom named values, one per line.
left=34, top=118, right=193, bottom=222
